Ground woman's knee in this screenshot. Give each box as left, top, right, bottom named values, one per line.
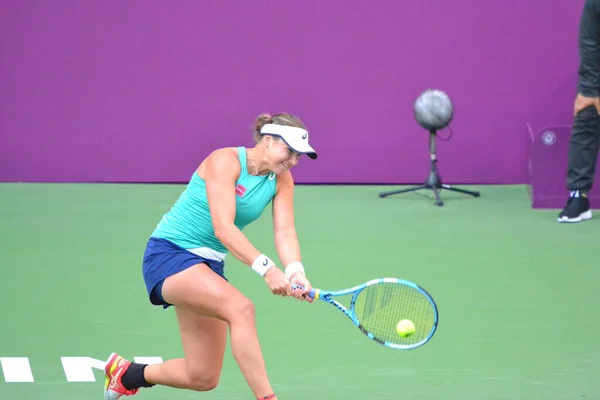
left=225, top=296, right=256, bottom=324
left=186, top=368, right=220, bottom=392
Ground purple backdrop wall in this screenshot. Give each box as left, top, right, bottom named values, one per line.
left=0, top=0, right=584, bottom=184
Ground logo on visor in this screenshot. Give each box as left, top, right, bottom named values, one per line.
left=302, top=133, right=307, bottom=140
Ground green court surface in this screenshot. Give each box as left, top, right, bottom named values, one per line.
left=1, top=183, right=599, bottom=399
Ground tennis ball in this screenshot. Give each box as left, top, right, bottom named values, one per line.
left=396, top=319, right=415, bottom=337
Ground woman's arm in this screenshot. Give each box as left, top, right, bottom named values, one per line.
left=272, top=171, right=304, bottom=278
left=202, top=148, right=294, bottom=296
left=204, top=149, right=279, bottom=279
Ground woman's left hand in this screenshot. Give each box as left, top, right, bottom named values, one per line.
left=289, top=273, right=314, bottom=303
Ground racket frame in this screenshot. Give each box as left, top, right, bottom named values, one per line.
left=299, top=277, right=439, bottom=350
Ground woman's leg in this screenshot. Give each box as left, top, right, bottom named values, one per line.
left=156, top=263, right=276, bottom=399
left=105, top=263, right=277, bottom=399
left=143, top=308, right=227, bottom=391
left=104, top=265, right=231, bottom=400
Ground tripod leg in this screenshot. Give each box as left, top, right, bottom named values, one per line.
left=441, top=185, right=481, bottom=197
left=379, top=185, right=428, bottom=198
left=432, top=187, right=444, bottom=206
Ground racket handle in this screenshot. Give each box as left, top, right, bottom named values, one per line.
left=291, top=284, right=318, bottom=299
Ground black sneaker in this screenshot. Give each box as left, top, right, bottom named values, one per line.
left=557, top=191, right=592, bottom=223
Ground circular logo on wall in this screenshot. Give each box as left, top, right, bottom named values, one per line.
left=541, top=131, right=556, bottom=146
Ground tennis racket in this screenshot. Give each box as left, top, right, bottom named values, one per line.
left=292, top=277, right=438, bottom=350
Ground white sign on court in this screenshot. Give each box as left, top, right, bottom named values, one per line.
left=0, top=357, right=163, bottom=383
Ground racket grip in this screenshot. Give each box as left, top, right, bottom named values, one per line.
left=291, top=284, right=317, bottom=299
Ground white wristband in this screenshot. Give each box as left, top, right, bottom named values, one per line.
left=285, top=261, right=305, bottom=279
left=252, top=254, right=275, bottom=277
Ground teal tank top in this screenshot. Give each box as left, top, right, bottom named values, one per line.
left=151, top=147, right=277, bottom=254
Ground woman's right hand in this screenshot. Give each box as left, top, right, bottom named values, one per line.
left=264, top=267, right=292, bottom=297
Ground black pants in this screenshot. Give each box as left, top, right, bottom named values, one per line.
left=567, top=106, right=600, bottom=191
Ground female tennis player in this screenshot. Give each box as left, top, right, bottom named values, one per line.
left=103, top=113, right=318, bottom=400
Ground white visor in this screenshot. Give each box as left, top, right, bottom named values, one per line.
left=260, top=124, right=318, bottom=159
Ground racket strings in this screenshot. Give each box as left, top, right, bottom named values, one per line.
left=353, top=282, right=435, bottom=346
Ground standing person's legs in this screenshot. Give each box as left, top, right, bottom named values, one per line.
left=567, top=106, right=600, bottom=192
left=559, top=106, right=600, bottom=222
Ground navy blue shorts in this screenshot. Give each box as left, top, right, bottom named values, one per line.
left=142, top=237, right=227, bottom=308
